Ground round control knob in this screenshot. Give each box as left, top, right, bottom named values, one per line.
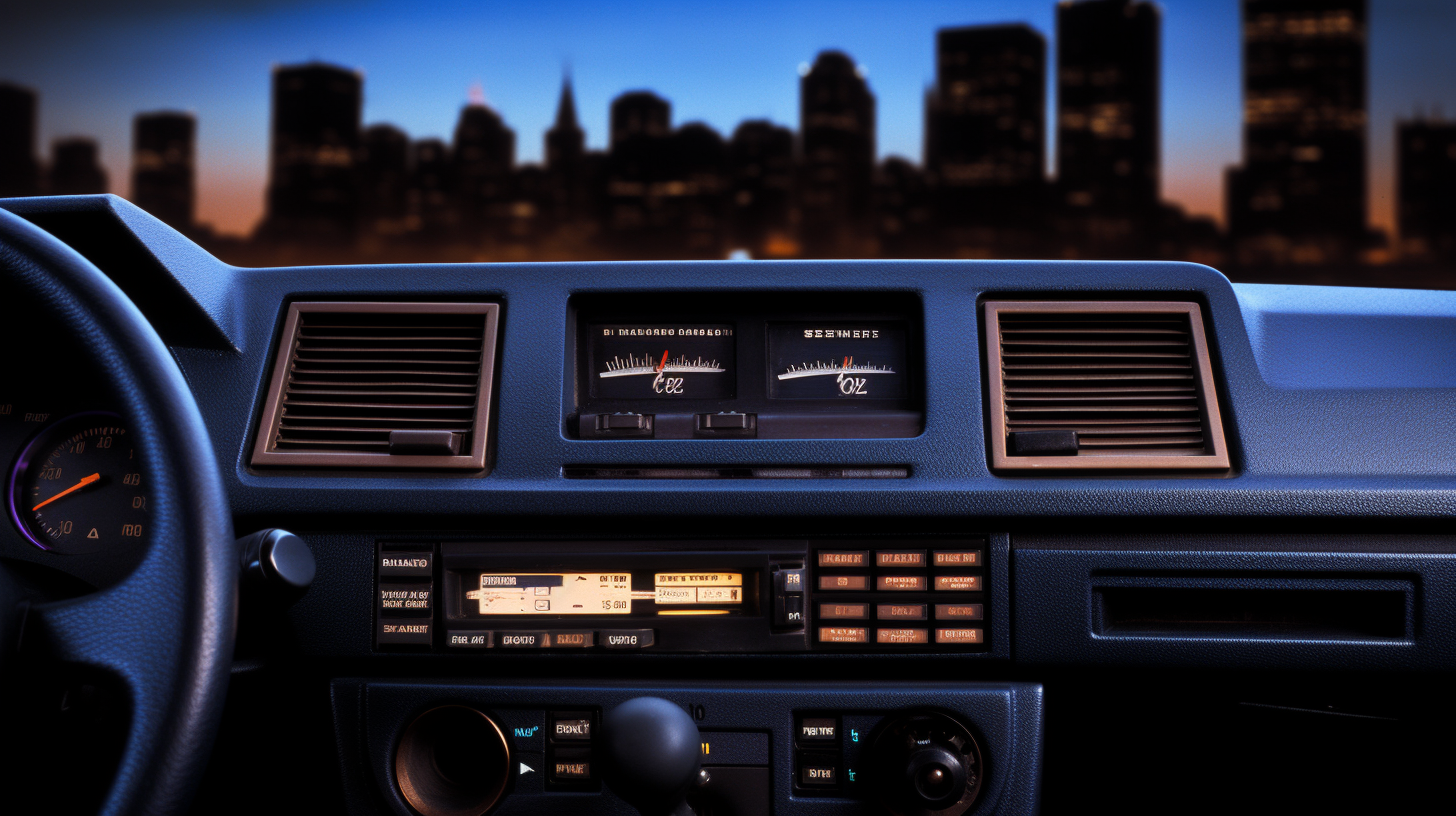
left=869, top=712, right=983, bottom=816
left=394, top=706, right=512, bottom=816
left=602, top=697, right=701, bottom=816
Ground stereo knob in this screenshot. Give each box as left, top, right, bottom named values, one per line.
left=602, top=697, right=702, bottom=816
left=868, top=712, right=983, bottom=816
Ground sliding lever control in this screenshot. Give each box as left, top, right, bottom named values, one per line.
left=602, top=697, right=702, bottom=816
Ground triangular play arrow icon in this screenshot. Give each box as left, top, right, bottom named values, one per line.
left=519, top=763, right=534, bottom=775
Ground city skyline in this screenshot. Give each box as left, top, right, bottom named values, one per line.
left=2, top=0, right=1452, bottom=238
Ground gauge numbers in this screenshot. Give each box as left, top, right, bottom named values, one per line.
left=590, top=324, right=736, bottom=399
left=769, top=323, right=908, bottom=399
left=8, top=414, right=146, bottom=553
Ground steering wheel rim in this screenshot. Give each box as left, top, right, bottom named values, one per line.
left=0, top=207, right=237, bottom=816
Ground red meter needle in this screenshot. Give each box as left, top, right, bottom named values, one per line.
left=32, top=472, right=101, bottom=511
left=656, top=349, right=670, bottom=372
left=842, top=356, right=851, bottom=370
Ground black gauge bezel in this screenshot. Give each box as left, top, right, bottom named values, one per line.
left=7, top=411, right=136, bottom=553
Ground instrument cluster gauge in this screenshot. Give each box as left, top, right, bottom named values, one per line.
left=7, top=413, right=147, bottom=554
left=589, top=323, right=736, bottom=399
left=769, top=322, right=909, bottom=400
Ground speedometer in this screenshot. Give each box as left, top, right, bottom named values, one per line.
left=7, top=413, right=148, bottom=553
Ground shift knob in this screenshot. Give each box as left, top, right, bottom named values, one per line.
left=602, top=697, right=702, bottom=816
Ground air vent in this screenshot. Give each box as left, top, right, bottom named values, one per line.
left=983, top=300, right=1229, bottom=472
left=251, top=302, right=500, bottom=470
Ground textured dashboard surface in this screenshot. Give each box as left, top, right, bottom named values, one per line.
left=6, top=195, right=1456, bottom=521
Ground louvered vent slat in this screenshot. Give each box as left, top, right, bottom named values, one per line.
left=252, top=303, right=499, bottom=470
left=984, top=301, right=1229, bottom=472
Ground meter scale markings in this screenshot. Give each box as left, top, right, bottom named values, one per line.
left=777, top=356, right=896, bottom=380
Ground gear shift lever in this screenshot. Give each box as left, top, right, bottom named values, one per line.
left=602, top=697, right=702, bottom=816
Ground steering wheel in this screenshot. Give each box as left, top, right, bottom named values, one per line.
left=0, top=207, right=237, bottom=815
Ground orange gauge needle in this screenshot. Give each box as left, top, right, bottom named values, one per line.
left=32, top=472, right=101, bottom=512
left=656, top=349, right=670, bottom=372
left=842, top=356, right=851, bottom=370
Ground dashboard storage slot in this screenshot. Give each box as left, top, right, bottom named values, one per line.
left=983, top=300, right=1229, bottom=472
left=1096, top=584, right=1410, bottom=640
left=251, top=301, right=499, bottom=470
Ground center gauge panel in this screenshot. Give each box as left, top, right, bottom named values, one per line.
left=570, top=293, right=923, bottom=439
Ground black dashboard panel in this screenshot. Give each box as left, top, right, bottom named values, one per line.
left=6, top=197, right=1456, bottom=816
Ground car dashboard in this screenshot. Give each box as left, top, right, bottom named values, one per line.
left=3, top=195, right=1456, bottom=816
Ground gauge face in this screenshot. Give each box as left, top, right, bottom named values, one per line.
left=769, top=322, right=908, bottom=400
left=589, top=323, right=736, bottom=399
left=8, top=415, right=147, bottom=553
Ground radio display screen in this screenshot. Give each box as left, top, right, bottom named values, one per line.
left=463, top=572, right=744, bottom=616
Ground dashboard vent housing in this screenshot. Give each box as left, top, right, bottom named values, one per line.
left=251, top=302, right=499, bottom=470
left=984, top=300, right=1229, bottom=472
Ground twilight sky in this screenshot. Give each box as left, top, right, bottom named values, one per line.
left=2, top=0, right=1453, bottom=237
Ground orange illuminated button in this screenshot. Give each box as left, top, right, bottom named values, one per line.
left=933, top=550, right=981, bottom=567
left=935, top=604, right=984, bottom=621
left=818, top=626, right=869, bottom=644
left=818, top=551, right=870, bottom=568
left=877, top=604, right=927, bottom=620
left=818, top=603, right=870, bottom=620
left=935, top=628, right=984, bottom=645
left=876, top=550, right=926, bottom=568
left=877, top=575, right=926, bottom=591
left=876, top=628, right=929, bottom=645
left=819, top=575, right=870, bottom=591
left=934, top=575, right=981, bottom=592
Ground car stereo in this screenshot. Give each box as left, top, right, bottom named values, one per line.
left=374, top=538, right=990, bottom=654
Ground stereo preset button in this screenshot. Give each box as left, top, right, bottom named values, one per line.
left=877, top=574, right=927, bottom=591
left=798, top=717, right=839, bottom=741
left=550, top=753, right=593, bottom=781
left=447, top=631, right=492, bottom=648
left=876, top=628, right=929, bottom=645
left=600, top=629, right=655, bottom=648
left=552, top=717, right=593, bottom=741
left=935, top=575, right=982, bottom=591
left=935, top=604, right=984, bottom=620
left=818, top=551, right=870, bottom=568
left=819, top=575, right=869, bottom=591
left=933, top=550, right=982, bottom=567
left=378, top=550, right=432, bottom=577
left=819, top=602, right=869, bottom=620
left=935, top=628, right=985, bottom=645
left=798, top=757, right=839, bottom=787
left=818, top=626, right=868, bottom=644
left=876, top=550, right=926, bottom=568
left=549, top=631, right=595, bottom=648
left=877, top=604, right=926, bottom=620
left=497, top=631, right=548, bottom=648
left=378, top=583, right=432, bottom=616
left=376, top=619, right=431, bottom=646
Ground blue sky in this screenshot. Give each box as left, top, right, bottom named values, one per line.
left=3, top=0, right=1452, bottom=236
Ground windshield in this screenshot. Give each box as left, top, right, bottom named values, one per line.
left=1, top=0, right=1452, bottom=288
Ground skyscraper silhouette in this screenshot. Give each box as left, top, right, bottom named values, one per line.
left=545, top=76, right=595, bottom=227
left=132, top=111, right=195, bottom=230
left=262, top=62, right=362, bottom=242
left=452, top=103, right=516, bottom=236
left=610, top=91, right=671, bottom=148
left=49, top=137, right=107, bottom=195
left=729, top=120, right=796, bottom=257
left=670, top=122, right=731, bottom=257
left=799, top=51, right=876, bottom=257
left=606, top=91, right=675, bottom=256
left=925, top=24, right=1046, bottom=256
left=358, top=124, right=410, bottom=235
left=1227, top=0, right=1368, bottom=265
left=0, top=82, right=40, bottom=197
left=410, top=138, right=455, bottom=237
left=1397, top=119, right=1456, bottom=263
left=1056, top=0, right=1160, bottom=253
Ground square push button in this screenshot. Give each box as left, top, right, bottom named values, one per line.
left=552, top=713, right=593, bottom=741
left=877, top=574, right=926, bottom=591
left=798, top=754, right=839, bottom=787
left=933, top=550, right=982, bottom=567
left=819, top=602, right=869, bottom=620
left=446, top=631, right=492, bottom=648
left=378, top=550, right=432, bottom=578
left=376, top=619, right=431, bottom=646
left=550, top=749, right=593, bottom=781
left=818, top=626, right=868, bottom=644
left=378, top=583, right=432, bottom=616
left=819, top=575, right=870, bottom=591
left=934, top=575, right=982, bottom=592
left=817, top=551, right=870, bottom=568
left=876, top=550, right=926, bottom=568
left=798, top=717, right=839, bottom=742
left=497, top=631, right=548, bottom=648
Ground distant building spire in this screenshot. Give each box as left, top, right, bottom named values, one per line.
left=554, top=73, right=579, bottom=131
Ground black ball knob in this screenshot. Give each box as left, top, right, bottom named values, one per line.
left=869, top=712, right=983, bottom=816
left=602, top=697, right=701, bottom=816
